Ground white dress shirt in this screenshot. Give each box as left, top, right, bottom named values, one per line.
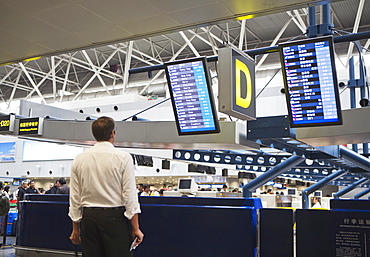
left=69, top=142, right=141, bottom=222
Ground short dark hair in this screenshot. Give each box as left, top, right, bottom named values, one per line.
left=59, top=178, right=66, bottom=185
left=92, top=116, right=115, bottom=141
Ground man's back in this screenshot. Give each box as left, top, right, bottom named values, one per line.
left=57, top=185, right=70, bottom=194
left=70, top=141, right=136, bottom=210
left=69, top=116, right=143, bottom=257
left=18, top=187, right=27, bottom=200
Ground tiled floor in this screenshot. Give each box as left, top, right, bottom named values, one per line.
left=0, top=236, right=15, bottom=257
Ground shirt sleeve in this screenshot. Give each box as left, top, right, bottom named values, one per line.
left=121, top=154, right=141, bottom=220
left=69, top=158, right=82, bottom=222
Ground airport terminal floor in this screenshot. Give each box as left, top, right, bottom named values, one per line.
left=0, top=236, right=15, bottom=257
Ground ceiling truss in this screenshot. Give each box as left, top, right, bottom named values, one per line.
left=0, top=1, right=368, bottom=108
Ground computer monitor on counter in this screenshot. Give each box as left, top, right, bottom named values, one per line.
left=287, top=188, right=297, bottom=196
left=178, top=178, right=198, bottom=195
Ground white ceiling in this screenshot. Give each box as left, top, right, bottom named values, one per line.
left=0, top=0, right=342, bottom=65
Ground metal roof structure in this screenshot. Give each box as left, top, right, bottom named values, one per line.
left=0, top=0, right=368, bottom=105
left=0, top=0, right=370, bottom=189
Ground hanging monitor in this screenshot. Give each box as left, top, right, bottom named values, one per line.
left=164, top=57, right=220, bottom=135
left=279, top=36, right=342, bottom=128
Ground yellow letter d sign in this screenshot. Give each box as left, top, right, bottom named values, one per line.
left=235, top=59, right=252, bottom=109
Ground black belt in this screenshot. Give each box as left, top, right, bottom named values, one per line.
left=84, top=206, right=124, bottom=210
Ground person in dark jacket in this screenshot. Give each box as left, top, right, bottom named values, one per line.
left=57, top=178, right=70, bottom=194
left=45, top=180, right=60, bottom=194
left=25, top=180, right=40, bottom=194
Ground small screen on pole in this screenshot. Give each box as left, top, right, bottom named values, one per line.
left=279, top=36, right=342, bottom=128
left=164, top=57, right=220, bottom=135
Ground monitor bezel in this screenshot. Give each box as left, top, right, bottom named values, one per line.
left=279, top=36, right=343, bottom=128
left=164, top=57, right=220, bottom=135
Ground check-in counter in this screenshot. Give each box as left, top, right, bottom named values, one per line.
left=16, top=194, right=262, bottom=257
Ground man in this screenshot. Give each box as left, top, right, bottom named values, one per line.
left=45, top=180, right=59, bottom=194
left=69, top=116, right=143, bottom=257
left=25, top=180, right=40, bottom=194
left=137, top=183, right=144, bottom=196
left=56, top=178, right=70, bottom=194
left=140, top=185, right=151, bottom=196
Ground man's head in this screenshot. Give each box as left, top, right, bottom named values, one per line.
left=137, top=183, right=144, bottom=192
left=29, top=180, right=35, bottom=189
left=21, top=181, right=28, bottom=189
left=143, top=185, right=150, bottom=193
left=58, top=178, right=67, bottom=185
left=49, top=183, right=54, bottom=189
left=92, top=117, right=115, bottom=142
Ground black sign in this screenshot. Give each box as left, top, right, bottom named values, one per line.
left=332, top=211, right=370, bottom=257
left=0, top=115, right=15, bottom=132
left=279, top=36, right=342, bottom=127
left=18, top=117, right=43, bottom=135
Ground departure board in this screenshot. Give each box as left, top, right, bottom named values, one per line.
left=164, top=57, right=220, bottom=135
left=279, top=36, right=342, bottom=127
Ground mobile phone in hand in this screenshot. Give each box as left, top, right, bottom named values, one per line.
left=130, top=237, right=139, bottom=251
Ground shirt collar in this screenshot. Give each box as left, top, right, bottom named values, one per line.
left=94, top=141, right=114, bottom=148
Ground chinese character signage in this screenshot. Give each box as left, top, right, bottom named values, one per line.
left=18, top=117, right=44, bottom=135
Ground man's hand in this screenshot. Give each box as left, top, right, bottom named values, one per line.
left=132, top=228, right=144, bottom=247
left=70, top=221, right=81, bottom=245
left=70, top=231, right=81, bottom=245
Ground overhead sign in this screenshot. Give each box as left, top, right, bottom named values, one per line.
left=18, top=117, right=44, bottom=136
left=279, top=36, right=342, bottom=127
left=0, top=114, right=15, bottom=133
left=164, top=57, right=220, bottom=135
left=218, top=46, right=256, bottom=120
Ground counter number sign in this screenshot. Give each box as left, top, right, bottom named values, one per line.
left=0, top=115, right=15, bottom=132
left=18, top=117, right=44, bottom=135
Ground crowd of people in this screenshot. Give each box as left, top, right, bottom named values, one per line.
left=136, top=183, right=240, bottom=196
left=8, top=178, right=70, bottom=202
left=137, top=183, right=169, bottom=196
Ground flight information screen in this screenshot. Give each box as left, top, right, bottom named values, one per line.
left=279, top=36, right=342, bottom=128
left=164, top=57, right=220, bottom=135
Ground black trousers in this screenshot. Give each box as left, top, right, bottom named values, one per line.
left=81, top=208, right=133, bottom=257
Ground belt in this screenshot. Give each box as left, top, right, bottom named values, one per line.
left=84, top=206, right=125, bottom=210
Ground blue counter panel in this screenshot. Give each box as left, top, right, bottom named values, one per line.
left=17, top=196, right=260, bottom=256
left=17, top=201, right=81, bottom=252
left=260, top=208, right=294, bottom=257
left=136, top=204, right=257, bottom=257
left=139, top=196, right=262, bottom=208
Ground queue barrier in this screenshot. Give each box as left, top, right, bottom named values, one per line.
left=16, top=194, right=261, bottom=257
left=17, top=194, right=80, bottom=253
left=259, top=208, right=294, bottom=257
left=17, top=195, right=368, bottom=257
